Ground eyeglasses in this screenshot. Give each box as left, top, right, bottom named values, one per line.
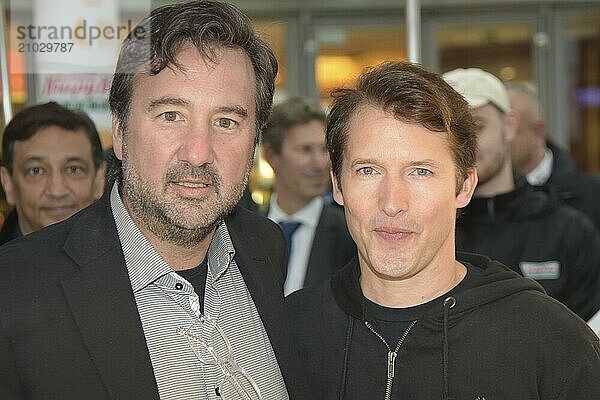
left=177, top=314, right=263, bottom=400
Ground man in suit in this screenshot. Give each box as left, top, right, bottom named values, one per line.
left=0, top=102, right=105, bottom=245
left=261, top=97, right=356, bottom=296
left=0, top=2, right=311, bottom=399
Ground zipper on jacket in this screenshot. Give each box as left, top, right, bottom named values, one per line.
left=365, top=320, right=416, bottom=400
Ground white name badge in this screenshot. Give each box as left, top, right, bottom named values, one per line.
left=519, top=260, right=560, bottom=280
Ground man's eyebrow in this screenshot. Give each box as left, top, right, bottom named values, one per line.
left=216, top=105, right=249, bottom=119
left=63, top=156, right=89, bottom=164
left=146, top=97, right=190, bottom=112
left=23, top=156, right=89, bottom=164
left=351, top=158, right=378, bottom=166
left=407, top=159, right=442, bottom=169
left=21, top=156, right=47, bottom=164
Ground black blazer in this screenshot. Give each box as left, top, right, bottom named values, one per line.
left=0, top=193, right=312, bottom=399
left=0, top=210, right=20, bottom=246
left=264, top=202, right=356, bottom=290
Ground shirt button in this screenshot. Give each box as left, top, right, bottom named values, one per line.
left=175, top=283, right=183, bottom=290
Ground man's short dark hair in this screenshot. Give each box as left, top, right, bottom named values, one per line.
left=109, top=0, right=277, bottom=137
left=261, top=97, right=326, bottom=154
left=327, top=61, right=477, bottom=194
left=1, top=101, right=103, bottom=174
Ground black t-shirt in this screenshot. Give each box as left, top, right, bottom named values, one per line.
left=178, top=258, right=209, bottom=314
left=363, top=262, right=478, bottom=347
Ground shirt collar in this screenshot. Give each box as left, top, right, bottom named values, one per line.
left=268, top=193, right=323, bottom=228
left=207, top=221, right=235, bottom=281
left=526, top=147, right=553, bottom=186
left=110, top=183, right=236, bottom=291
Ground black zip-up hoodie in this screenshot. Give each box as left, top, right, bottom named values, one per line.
left=286, top=253, right=600, bottom=399
left=456, top=173, right=600, bottom=320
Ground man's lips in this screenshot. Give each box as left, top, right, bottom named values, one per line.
left=373, top=227, right=415, bottom=240
left=173, top=181, right=210, bottom=188
left=42, top=205, right=76, bottom=216
left=169, top=180, right=215, bottom=197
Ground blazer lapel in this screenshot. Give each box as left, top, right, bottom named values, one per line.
left=60, top=196, right=159, bottom=399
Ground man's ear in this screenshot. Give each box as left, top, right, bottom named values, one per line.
left=456, top=167, right=478, bottom=208
left=92, top=162, right=107, bottom=199
left=261, top=144, right=279, bottom=171
left=533, top=119, right=547, bottom=141
left=504, top=110, right=518, bottom=143
left=112, top=116, right=124, bottom=161
left=331, top=169, right=344, bottom=206
left=0, top=166, right=16, bottom=206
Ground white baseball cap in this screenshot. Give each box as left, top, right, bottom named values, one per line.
left=442, top=68, right=510, bottom=113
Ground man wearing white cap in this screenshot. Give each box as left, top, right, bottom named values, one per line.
left=444, top=67, right=600, bottom=321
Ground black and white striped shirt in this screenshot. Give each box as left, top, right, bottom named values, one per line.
left=110, top=184, right=289, bottom=399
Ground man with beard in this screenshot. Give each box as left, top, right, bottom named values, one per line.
left=0, top=1, right=311, bottom=399
left=261, top=97, right=355, bottom=295
left=444, top=67, right=600, bottom=321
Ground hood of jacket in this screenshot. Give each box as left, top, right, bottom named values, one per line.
left=330, top=252, right=546, bottom=400
left=330, top=251, right=544, bottom=328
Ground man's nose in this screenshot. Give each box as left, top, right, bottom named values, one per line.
left=379, top=176, right=409, bottom=217
left=176, top=122, right=216, bottom=166
left=46, top=170, right=70, bottom=198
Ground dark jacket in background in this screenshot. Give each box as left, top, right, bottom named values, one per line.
left=0, top=210, right=20, bottom=246
left=456, top=173, right=600, bottom=321
left=263, top=201, right=356, bottom=290
left=0, top=193, right=312, bottom=400
left=286, top=253, right=600, bottom=400
left=545, top=141, right=600, bottom=233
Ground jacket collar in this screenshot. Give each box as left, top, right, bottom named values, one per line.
left=330, top=252, right=543, bottom=323
left=331, top=257, right=364, bottom=319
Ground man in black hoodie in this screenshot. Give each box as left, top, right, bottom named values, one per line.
left=445, top=68, right=600, bottom=321
left=286, top=61, right=600, bottom=400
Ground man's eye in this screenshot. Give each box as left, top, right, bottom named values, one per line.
left=216, top=118, right=237, bottom=129
left=27, top=167, right=45, bottom=176
left=358, top=166, right=375, bottom=175
left=161, top=111, right=182, bottom=122
left=414, top=168, right=431, bottom=176
left=66, top=166, right=84, bottom=174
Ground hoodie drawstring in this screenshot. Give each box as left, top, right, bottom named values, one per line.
left=338, top=314, right=354, bottom=400
left=442, top=296, right=456, bottom=400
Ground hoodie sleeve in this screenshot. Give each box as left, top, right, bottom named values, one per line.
left=553, top=335, right=600, bottom=399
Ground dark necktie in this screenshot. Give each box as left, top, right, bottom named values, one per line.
left=278, top=221, right=302, bottom=262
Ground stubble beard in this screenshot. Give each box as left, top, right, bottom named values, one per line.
left=120, top=142, right=252, bottom=248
